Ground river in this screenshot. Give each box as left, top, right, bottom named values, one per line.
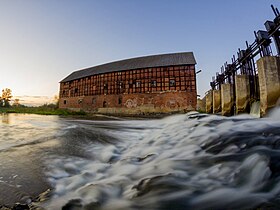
left=0, top=109, right=280, bottom=210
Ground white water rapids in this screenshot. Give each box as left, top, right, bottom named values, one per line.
left=1, top=109, right=280, bottom=209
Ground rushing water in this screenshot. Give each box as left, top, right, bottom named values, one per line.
left=1, top=109, right=280, bottom=210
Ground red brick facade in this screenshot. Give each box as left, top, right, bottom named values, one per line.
left=59, top=61, right=197, bottom=114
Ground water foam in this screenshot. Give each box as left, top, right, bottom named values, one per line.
left=40, top=109, right=280, bottom=209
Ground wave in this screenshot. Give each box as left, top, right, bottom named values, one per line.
left=36, top=108, right=280, bottom=209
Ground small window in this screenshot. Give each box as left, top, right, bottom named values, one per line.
left=104, top=84, right=108, bottom=94
left=118, top=81, right=123, bottom=88
left=103, top=101, right=107, bottom=108
left=75, top=88, right=78, bottom=93
left=118, top=97, right=122, bottom=105
left=62, top=90, right=66, bottom=95
left=92, top=98, right=96, bottom=104
left=151, top=80, right=157, bottom=87
left=169, top=79, right=175, bottom=87
left=136, top=81, right=141, bottom=88
left=78, top=99, right=83, bottom=104
left=64, top=100, right=67, bottom=104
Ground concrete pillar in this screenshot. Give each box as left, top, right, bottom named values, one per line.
left=213, top=89, right=221, bottom=113
left=257, top=56, right=280, bottom=116
left=197, top=97, right=206, bottom=112
left=221, top=83, right=234, bottom=116
left=235, top=75, right=250, bottom=114
left=205, top=90, right=213, bottom=113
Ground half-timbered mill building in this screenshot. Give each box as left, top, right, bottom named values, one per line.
left=59, top=52, right=197, bottom=115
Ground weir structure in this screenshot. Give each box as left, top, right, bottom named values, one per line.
left=204, top=5, right=280, bottom=116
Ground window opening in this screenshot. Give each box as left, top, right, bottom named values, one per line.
left=136, top=81, right=141, bottom=88
left=151, top=80, right=157, bottom=87
left=169, top=79, right=175, bottom=87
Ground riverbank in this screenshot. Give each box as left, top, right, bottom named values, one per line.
left=0, top=106, right=175, bottom=120
left=0, top=188, right=50, bottom=210
left=0, top=107, right=86, bottom=116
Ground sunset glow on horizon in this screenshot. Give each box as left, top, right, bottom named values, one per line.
left=12, top=96, right=57, bottom=107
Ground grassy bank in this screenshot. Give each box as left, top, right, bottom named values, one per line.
left=0, top=106, right=86, bottom=116
left=0, top=105, right=182, bottom=119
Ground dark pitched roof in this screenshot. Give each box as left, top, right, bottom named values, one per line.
left=60, top=52, right=196, bottom=83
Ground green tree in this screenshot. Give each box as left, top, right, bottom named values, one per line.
left=1, top=88, right=12, bottom=107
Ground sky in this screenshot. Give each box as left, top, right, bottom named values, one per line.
left=0, top=0, right=280, bottom=105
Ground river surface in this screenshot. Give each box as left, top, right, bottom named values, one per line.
left=1, top=110, right=280, bottom=210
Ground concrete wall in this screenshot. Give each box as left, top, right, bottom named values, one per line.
left=213, top=90, right=221, bottom=113
left=257, top=56, right=280, bottom=116
left=205, top=90, right=213, bottom=113
left=235, top=75, right=250, bottom=114
left=221, top=84, right=234, bottom=116
left=59, top=91, right=197, bottom=115
left=202, top=56, right=280, bottom=117
left=197, top=97, right=206, bottom=112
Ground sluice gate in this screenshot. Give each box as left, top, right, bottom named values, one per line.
left=203, top=5, right=280, bottom=116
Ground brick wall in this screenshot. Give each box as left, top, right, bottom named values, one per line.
left=59, top=91, right=197, bottom=114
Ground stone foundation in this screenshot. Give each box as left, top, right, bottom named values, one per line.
left=59, top=91, right=197, bottom=115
